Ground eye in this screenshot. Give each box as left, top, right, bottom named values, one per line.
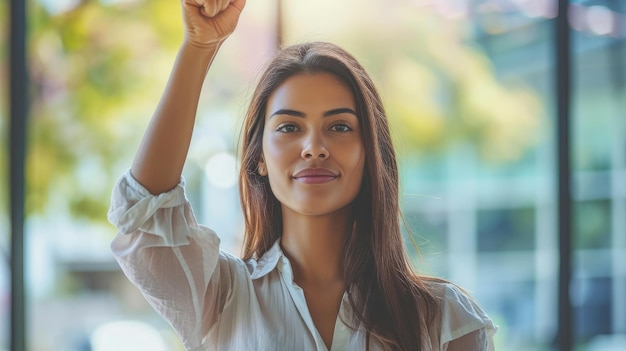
left=329, top=123, right=352, bottom=133
left=276, top=123, right=299, bottom=133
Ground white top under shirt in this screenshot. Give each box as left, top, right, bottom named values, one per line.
left=108, top=171, right=498, bottom=351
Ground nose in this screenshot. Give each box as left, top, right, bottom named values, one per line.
left=301, top=132, right=329, bottom=160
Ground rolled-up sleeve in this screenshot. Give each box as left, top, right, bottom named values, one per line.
left=108, top=171, right=228, bottom=349
left=440, top=284, right=498, bottom=350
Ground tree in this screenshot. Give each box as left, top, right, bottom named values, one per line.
left=13, top=0, right=543, bottom=223
left=282, top=0, right=543, bottom=162
left=26, top=0, right=184, bottom=220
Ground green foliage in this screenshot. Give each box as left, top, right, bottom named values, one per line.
left=283, top=0, right=544, bottom=162
left=26, top=0, right=182, bottom=221
left=356, top=19, right=543, bottom=162
left=21, top=0, right=544, bottom=222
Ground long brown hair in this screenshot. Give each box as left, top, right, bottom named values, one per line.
left=238, top=42, right=438, bottom=350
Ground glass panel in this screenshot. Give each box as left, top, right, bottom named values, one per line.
left=479, top=279, right=539, bottom=350
left=574, top=200, right=612, bottom=250
left=477, top=207, right=535, bottom=252
left=573, top=277, right=613, bottom=340
left=571, top=0, right=626, bottom=349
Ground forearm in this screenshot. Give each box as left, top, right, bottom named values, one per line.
left=131, top=42, right=220, bottom=194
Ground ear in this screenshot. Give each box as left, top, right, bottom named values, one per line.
left=257, top=157, right=267, bottom=176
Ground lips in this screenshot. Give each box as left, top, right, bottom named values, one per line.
left=292, top=168, right=338, bottom=184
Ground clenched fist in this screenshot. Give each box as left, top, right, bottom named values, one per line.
left=181, top=0, right=246, bottom=48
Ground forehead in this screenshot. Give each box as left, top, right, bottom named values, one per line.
left=265, top=73, right=356, bottom=114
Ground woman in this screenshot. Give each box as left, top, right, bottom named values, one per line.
left=108, top=0, right=498, bottom=350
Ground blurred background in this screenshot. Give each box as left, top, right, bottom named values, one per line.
left=2, top=0, right=625, bottom=350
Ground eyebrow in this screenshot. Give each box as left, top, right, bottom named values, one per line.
left=269, top=107, right=357, bottom=118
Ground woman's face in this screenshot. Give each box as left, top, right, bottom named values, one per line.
left=260, top=73, right=365, bottom=217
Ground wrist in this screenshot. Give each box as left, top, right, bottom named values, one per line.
left=180, top=39, right=222, bottom=60
left=182, top=35, right=226, bottom=51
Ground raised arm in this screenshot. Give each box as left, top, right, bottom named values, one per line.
left=131, top=0, right=246, bottom=194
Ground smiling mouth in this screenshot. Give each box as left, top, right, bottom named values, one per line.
left=292, top=168, right=339, bottom=184
left=293, top=175, right=338, bottom=184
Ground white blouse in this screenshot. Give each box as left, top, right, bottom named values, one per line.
left=108, top=171, right=498, bottom=351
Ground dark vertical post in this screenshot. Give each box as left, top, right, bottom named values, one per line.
left=9, top=0, right=28, bottom=349
left=556, top=0, right=573, bottom=350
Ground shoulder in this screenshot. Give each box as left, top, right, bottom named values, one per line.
left=424, top=279, right=498, bottom=344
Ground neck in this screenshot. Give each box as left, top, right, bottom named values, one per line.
left=280, top=206, right=353, bottom=286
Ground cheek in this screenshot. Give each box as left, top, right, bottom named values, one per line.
left=347, top=143, right=365, bottom=173
left=262, top=134, right=291, bottom=172
left=354, top=145, right=366, bottom=185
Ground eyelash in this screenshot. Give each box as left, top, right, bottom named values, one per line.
left=275, top=123, right=353, bottom=133
left=276, top=123, right=299, bottom=133
left=330, top=124, right=352, bottom=132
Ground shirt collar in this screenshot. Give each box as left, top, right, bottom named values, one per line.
left=248, top=240, right=359, bottom=329
left=250, top=239, right=284, bottom=280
